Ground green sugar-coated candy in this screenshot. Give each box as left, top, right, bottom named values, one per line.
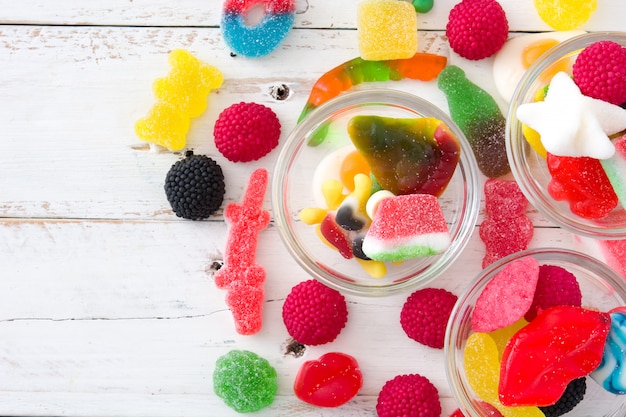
left=213, top=350, right=278, bottom=413
left=437, top=65, right=510, bottom=178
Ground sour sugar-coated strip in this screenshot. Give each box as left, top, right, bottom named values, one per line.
left=300, top=53, right=447, bottom=146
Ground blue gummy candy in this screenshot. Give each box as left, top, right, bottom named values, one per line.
left=591, top=310, right=626, bottom=394
left=221, top=12, right=294, bottom=58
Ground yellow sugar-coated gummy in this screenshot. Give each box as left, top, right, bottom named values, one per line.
left=355, top=258, right=387, bottom=278
left=322, top=179, right=346, bottom=210
left=464, top=332, right=544, bottom=417
left=299, top=207, right=328, bottom=225
left=533, top=0, right=597, bottom=30
left=488, top=318, right=528, bottom=360
left=357, top=0, right=418, bottom=61
left=135, top=49, right=223, bottom=151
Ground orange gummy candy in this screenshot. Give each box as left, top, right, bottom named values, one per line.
left=135, top=49, right=223, bottom=151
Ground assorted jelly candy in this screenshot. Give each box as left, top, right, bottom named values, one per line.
left=347, top=115, right=460, bottom=197
left=213, top=349, right=278, bottom=413
left=294, top=352, right=363, bottom=407
left=411, top=0, right=434, bottom=13
left=463, top=332, right=545, bottom=417
left=488, top=317, right=528, bottom=360
left=298, top=52, right=448, bottom=144
left=340, top=150, right=370, bottom=192
left=492, top=31, right=584, bottom=103
left=499, top=305, right=611, bottom=407
left=546, top=152, right=619, bottom=219
left=472, top=257, right=539, bottom=333
left=214, top=169, right=271, bottom=335
left=357, top=0, right=418, bottom=61
left=591, top=308, right=626, bottom=394
left=479, top=179, right=533, bottom=268
left=221, top=0, right=295, bottom=58
left=516, top=71, right=626, bottom=160
left=320, top=212, right=354, bottom=259
left=135, top=49, right=223, bottom=151
left=335, top=173, right=372, bottom=232
left=437, top=65, right=510, bottom=178
left=362, top=193, right=450, bottom=262
left=533, top=0, right=597, bottom=30
left=600, top=134, right=626, bottom=209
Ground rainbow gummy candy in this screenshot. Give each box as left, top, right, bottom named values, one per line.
left=437, top=65, right=510, bottom=178
left=214, top=168, right=270, bottom=335
left=357, top=0, right=418, bottom=61
left=135, top=49, right=223, bottom=151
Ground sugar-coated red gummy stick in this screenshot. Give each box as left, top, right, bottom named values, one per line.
left=214, top=168, right=271, bottom=335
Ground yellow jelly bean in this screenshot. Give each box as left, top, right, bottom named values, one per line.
left=135, top=49, right=223, bottom=151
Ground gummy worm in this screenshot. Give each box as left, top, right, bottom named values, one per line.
left=298, top=52, right=447, bottom=146
left=214, top=168, right=271, bottom=335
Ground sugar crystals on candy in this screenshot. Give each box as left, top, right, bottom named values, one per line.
left=533, top=0, right=597, bottom=30
left=214, top=168, right=271, bottom=335
left=437, top=65, right=510, bottom=177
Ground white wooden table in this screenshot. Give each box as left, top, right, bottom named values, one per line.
left=0, top=1, right=624, bottom=416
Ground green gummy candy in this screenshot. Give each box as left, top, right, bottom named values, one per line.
left=213, top=350, right=278, bottom=413
left=437, top=65, right=510, bottom=178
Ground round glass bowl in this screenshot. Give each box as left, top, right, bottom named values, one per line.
left=272, top=89, right=480, bottom=296
left=445, top=248, right=626, bottom=417
left=506, top=32, right=626, bottom=239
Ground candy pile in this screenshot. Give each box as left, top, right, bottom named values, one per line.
left=300, top=115, right=461, bottom=277
left=516, top=40, right=626, bottom=221
left=463, top=256, right=626, bottom=416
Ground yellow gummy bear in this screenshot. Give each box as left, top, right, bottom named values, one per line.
left=464, top=332, right=545, bottom=417
left=357, top=0, right=418, bottom=61
left=135, top=49, right=223, bottom=151
left=534, top=0, right=597, bottom=30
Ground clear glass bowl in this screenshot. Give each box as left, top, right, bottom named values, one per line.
left=506, top=32, right=626, bottom=239
left=272, top=89, right=480, bottom=296
left=445, top=248, right=626, bottom=417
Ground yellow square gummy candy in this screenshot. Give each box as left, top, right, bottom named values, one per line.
left=357, top=0, right=418, bottom=61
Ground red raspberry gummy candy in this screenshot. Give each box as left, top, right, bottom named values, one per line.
left=213, top=102, right=281, bottom=162
left=376, top=374, right=441, bottom=417
left=400, top=288, right=458, bottom=349
left=525, top=264, right=582, bottom=322
left=294, top=352, right=363, bottom=407
left=499, top=305, right=611, bottom=407
left=547, top=153, right=618, bottom=219
left=446, top=0, right=509, bottom=60
left=479, top=179, right=533, bottom=268
left=282, top=279, right=348, bottom=345
left=573, top=40, right=626, bottom=105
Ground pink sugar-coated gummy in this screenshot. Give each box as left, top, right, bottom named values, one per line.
left=598, top=239, right=626, bottom=279
left=479, top=179, right=533, bottom=268
left=472, top=256, right=540, bottom=332
left=214, top=168, right=271, bottom=335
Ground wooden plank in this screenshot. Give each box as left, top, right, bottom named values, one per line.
left=0, top=0, right=624, bottom=32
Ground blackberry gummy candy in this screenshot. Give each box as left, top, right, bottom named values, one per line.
left=214, top=169, right=270, bottom=335
left=213, top=102, right=281, bottom=162
left=221, top=0, right=295, bottom=58
left=347, top=115, right=460, bottom=197
left=446, top=0, right=508, bottom=60
left=539, top=377, right=586, bottom=417
left=376, top=374, right=441, bottom=417
left=479, top=178, right=533, bottom=268
left=438, top=65, right=510, bottom=178
left=294, top=352, right=363, bottom=407
left=164, top=151, right=225, bottom=220
left=213, top=350, right=277, bottom=413
left=135, top=49, right=223, bottom=151
left=357, top=0, right=417, bottom=61
left=400, top=288, right=458, bottom=349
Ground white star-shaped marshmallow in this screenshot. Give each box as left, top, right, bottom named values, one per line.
left=516, top=71, right=626, bottom=159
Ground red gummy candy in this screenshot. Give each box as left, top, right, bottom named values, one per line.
left=479, top=179, right=533, bottom=268
left=320, top=212, right=353, bottom=259
left=547, top=153, right=618, bottom=219
left=499, top=305, right=611, bottom=407
left=294, top=352, right=363, bottom=407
